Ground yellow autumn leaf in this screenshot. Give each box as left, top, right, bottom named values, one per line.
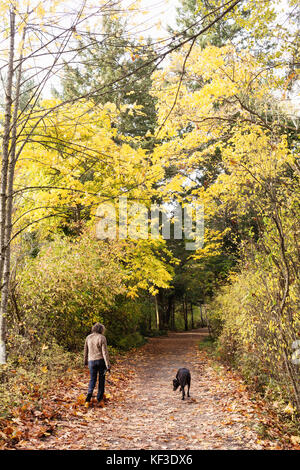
left=283, top=403, right=295, bottom=415
left=290, top=436, right=300, bottom=446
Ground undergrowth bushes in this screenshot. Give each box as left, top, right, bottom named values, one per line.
left=11, top=233, right=127, bottom=351
left=0, top=233, right=152, bottom=418
left=0, top=338, right=81, bottom=419
left=208, top=258, right=300, bottom=417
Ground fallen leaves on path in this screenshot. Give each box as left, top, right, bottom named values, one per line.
left=0, top=329, right=298, bottom=450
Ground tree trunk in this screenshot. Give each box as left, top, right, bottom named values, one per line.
left=183, top=297, right=188, bottom=331
left=154, top=295, right=159, bottom=330
left=165, top=295, right=174, bottom=328
left=171, top=301, right=175, bottom=330
left=204, top=305, right=212, bottom=336
left=190, top=303, right=194, bottom=329
left=148, top=307, right=152, bottom=331
left=199, top=304, right=206, bottom=327
left=0, top=9, right=15, bottom=365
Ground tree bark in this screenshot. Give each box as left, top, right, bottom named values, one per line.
left=0, top=8, right=15, bottom=364
left=154, top=295, right=159, bottom=330
left=171, top=302, right=175, bottom=330
left=165, top=294, right=174, bottom=328
left=183, top=297, right=188, bottom=331
left=190, top=303, right=194, bottom=329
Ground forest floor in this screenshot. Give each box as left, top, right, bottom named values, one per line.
left=6, top=329, right=298, bottom=450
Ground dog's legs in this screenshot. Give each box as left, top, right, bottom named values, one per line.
left=181, top=386, right=185, bottom=400
left=187, top=378, right=191, bottom=397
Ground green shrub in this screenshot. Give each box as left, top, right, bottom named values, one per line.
left=198, top=335, right=216, bottom=353
left=10, top=232, right=126, bottom=352
left=117, top=332, right=146, bottom=350
left=208, top=260, right=300, bottom=414
left=144, top=329, right=168, bottom=337
left=104, top=297, right=145, bottom=349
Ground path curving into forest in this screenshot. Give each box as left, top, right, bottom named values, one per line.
left=16, top=329, right=285, bottom=450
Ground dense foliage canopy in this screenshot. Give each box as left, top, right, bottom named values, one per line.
left=0, top=0, right=299, bottom=420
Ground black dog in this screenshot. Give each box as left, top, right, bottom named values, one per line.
left=173, top=368, right=191, bottom=400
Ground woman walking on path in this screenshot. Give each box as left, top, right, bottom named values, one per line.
left=84, top=322, right=110, bottom=404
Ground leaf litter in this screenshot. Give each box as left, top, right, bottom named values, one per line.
left=1, top=329, right=298, bottom=450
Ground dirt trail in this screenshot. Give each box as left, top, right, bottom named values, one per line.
left=16, top=329, right=284, bottom=450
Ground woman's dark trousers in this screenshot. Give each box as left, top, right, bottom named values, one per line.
left=86, top=359, right=106, bottom=402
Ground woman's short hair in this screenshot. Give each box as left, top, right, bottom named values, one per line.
left=91, top=322, right=104, bottom=334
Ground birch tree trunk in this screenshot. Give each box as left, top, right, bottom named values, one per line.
left=0, top=8, right=15, bottom=364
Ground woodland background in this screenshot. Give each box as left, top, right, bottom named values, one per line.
left=0, top=0, right=299, bottom=435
